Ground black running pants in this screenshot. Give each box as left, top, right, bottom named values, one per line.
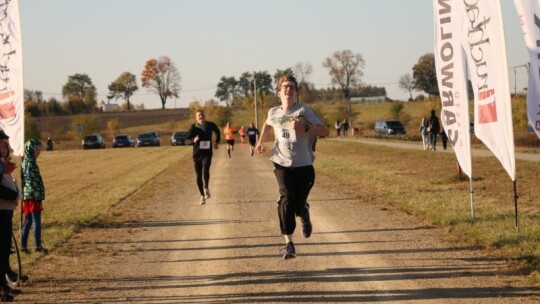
left=273, top=164, right=315, bottom=235
left=194, top=155, right=212, bottom=196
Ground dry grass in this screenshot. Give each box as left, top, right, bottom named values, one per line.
left=314, top=139, right=540, bottom=278
left=12, top=146, right=192, bottom=265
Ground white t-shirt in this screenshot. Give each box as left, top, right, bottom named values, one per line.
left=265, top=103, right=323, bottom=167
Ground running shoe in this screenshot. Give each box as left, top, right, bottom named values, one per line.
left=280, top=242, right=296, bottom=259
left=35, top=247, right=48, bottom=254
left=204, top=188, right=211, bottom=199
left=199, top=196, right=206, bottom=205
left=301, top=202, right=312, bottom=238
left=301, top=220, right=312, bottom=238
left=6, top=270, right=29, bottom=284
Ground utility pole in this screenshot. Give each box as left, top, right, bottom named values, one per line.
left=254, top=78, right=259, bottom=130
left=509, top=64, right=529, bottom=95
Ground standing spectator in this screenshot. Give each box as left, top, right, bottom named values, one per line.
left=0, top=131, right=20, bottom=301
left=440, top=129, right=448, bottom=150
left=419, top=117, right=430, bottom=150
left=427, top=109, right=440, bottom=150
left=255, top=75, right=329, bottom=259
left=46, top=137, right=54, bottom=151
left=341, top=119, right=349, bottom=136
left=334, top=120, right=341, bottom=137
left=186, top=110, right=221, bottom=205
left=21, top=139, right=47, bottom=254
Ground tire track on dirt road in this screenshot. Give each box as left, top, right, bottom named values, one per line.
left=14, top=143, right=540, bottom=303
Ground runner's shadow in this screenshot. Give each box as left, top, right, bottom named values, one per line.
left=77, top=219, right=265, bottom=229
left=32, top=268, right=540, bottom=303
left=316, top=225, right=436, bottom=234
left=214, top=197, right=359, bottom=205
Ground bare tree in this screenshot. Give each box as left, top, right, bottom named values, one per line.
left=398, top=73, right=415, bottom=101
left=292, top=62, right=313, bottom=89
left=141, top=56, right=181, bottom=109
left=322, top=49, right=365, bottom=99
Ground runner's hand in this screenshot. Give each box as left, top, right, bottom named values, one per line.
left=255, top=142, right=265, bottom=154
left=293, top=117, right=306, bottom=132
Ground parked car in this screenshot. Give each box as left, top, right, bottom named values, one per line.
left=82, top=134, right=106, bottom=149
left=136, top=131, right=160, bottom=147
left=374, top=120, right=407, bottom=135
left=112, top=134, right=134, bottom=148
left=171, top=131, right=191, bottom=146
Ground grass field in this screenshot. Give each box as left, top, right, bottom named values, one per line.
left=316, top=139, right=540, bottom=279
left=12, top=146, right=192, bottom=266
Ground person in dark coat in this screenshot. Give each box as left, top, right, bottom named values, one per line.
left=427, top=109, right=440, bottom=150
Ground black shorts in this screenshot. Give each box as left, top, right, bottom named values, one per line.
left=226, top=139, right=235, bottom=146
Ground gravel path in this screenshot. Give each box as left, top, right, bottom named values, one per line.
left=13, top=142, right=540, bottom=303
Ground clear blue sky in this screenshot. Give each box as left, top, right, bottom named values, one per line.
left=19, top=0, right=528, bottom=109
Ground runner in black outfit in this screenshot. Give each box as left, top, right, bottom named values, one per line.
left=186, top=110, right=220, bottom=205
left=247, top=122, right=259, bottom=156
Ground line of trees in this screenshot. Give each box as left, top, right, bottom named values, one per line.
left=25, top=55, right=182, bottom=117
left=26, top=49, right=418, bottom=118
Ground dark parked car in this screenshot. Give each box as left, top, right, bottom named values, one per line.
left=112, top=134, right=134, bottom=148
left=82, top=134, right=106, bottom=149
left=374, top=120, right=407, bottom=135
left=171, top=131, right=191, bottom=146
left=136, top=131, right=160, bottom=147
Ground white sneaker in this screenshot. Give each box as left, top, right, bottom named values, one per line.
left=199, top=196, right=206, bottom=205
left=204, top=188, right=211, bottom=199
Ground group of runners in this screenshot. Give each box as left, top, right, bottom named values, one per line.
left=185, top=75, right=329, bottom=259
left=222, top=122, right=260, bottom=158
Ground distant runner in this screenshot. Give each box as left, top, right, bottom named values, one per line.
left=247, top=122, right=259, bottom=157
left=255, top=75, right=329, bottom=259
left=223, top=122, right=236, bottom=158
left=186, top=110, right=220, bottom=205
left=238, top=126, right=246, bottom=145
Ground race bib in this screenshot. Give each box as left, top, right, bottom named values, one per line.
left=200, top=141, right=211, bottom=149
left=278, top=127, right=296, bottom=144
left=248, top=131, right=255, bottom=135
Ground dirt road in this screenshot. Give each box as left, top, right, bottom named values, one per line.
left=15, top=142, right=540, bottom=303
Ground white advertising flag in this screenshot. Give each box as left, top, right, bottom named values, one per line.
left=0, top=0, right=23, bottom=156
left=514, top=0, right=540, bottom=139
left=461, top=0, right=516, bottom=181
left=433, top=0, right=472, bottom=178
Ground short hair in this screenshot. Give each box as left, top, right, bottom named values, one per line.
left=276, top=75, right=298, bottom=93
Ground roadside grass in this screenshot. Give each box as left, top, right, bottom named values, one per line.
left=12, top=146, right=192, bottom=265
left=315, top=139, right=540, bottom=280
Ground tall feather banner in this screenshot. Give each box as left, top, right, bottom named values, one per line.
left=514, top=0, right=540, bottom=140
left=433, top=0, right=472, bottom=178
left=461, top=0, right=516, bottom=181
left=0, top=0, right=24, bottom=156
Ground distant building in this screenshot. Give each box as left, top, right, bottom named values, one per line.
left=100, top=103, right=121, bottom=112
left=349, top=95, right=386, bottom=103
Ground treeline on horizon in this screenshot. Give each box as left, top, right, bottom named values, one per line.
left=23, top=84, right=388, bottom=118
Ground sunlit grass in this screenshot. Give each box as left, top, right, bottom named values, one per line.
left=12, top=146, right=191, bottom=265
left=315, top=139, right=540, bottom=278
